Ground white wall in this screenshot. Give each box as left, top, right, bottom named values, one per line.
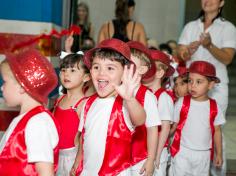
left=81, top=0, right=185, bottom=45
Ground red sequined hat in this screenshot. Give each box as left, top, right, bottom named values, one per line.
left=150, top=49, right=175, bottom=77
left=5, top=49, right=58, bottom=104
left=188, top=61, right=220, bottom=83
left=127, top=41, right=151, bottom=58
left=83, top=39, right=132, bottom=69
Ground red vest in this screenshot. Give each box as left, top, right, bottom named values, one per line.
left=154, top=88, right=170, bottom=147
left=131, top=84, right=148, bottom=165
left=0, top=106, right=60, bottom=176
left=170, top=95, right=217, bottom=160
left=77, top=94, right=133, bottom=176
left=54, top=95, right=86, bottom=149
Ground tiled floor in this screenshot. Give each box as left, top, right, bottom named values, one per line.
left=224, top=115, right=236, bottom=174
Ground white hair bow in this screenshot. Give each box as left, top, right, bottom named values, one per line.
left=59, top=51, right=84, bottom=59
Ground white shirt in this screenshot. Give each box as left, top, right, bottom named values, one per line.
left=174, top=97, right=226, bottom=150
left=135, top=87, right=161, bottom=127
left=157, top=91, right=174, bottom=122
left=78, top=97, right=134, bottom=175
left=179, top=18, right=236, bottom=83
left=0, top=112, right=59, bottom=163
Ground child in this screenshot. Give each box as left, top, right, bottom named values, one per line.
left=173, top=66, right=188, bottom=98
left=169, top=61, right=225, bottom=176
left=71, top=39, right=146, bottom=176
left=127, top=41, right=161, bottom=176
left=54, top=51, right=90, bottom=176
left=0, top=49, right=59, bottom=176
left=143, top=49, right=175, bottom=176
left=169, top=66, right=188, bottom=137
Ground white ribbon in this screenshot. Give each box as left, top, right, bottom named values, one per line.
left=59, top=51, right=84, bottom=59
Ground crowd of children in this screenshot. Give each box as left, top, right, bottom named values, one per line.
left=0, top=38, right=226, bottom=176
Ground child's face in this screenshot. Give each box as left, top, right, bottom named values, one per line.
left=90, top=57, right=124, bottom=98
left=130, top=54, right=148, bottom=76
left=174, top=76, right=188, bottom=97
left=60, top=62, right=87, bottom=91
left=1, top=65, right=21, bottom=107
left=188, top=72, right=215, bottom=101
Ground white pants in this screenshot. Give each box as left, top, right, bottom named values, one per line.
left=209, top=83, right=228, bottom=176
left=153, top=147, right=168, bottom=176
left=169, top=145, right=210, bottom=176
left=81, top=168, right=131, bottom=176
left=56, top=147, right=78, bottom=176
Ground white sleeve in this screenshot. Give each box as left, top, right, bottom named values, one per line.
left=173, top=98, right=184, bottom=123
left=157, top=92, right=174, bottom=122
left=178, top=22, right=192, bottom=45
left=214, top=103, right=226, bottom=126
left=144, top=90, right=161, bottom=127
left=25, top=112, right=59, bottom=163
left=78, top=102, right=86, bottom=132
left=221, top=22, right=236, bottom=49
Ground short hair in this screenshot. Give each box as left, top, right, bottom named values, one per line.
left=130, top=48, right=151, bottom=68
left=91, top=48, right=131, bottom=66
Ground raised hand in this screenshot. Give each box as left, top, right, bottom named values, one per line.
left=114, top=64, right=141, bottom=101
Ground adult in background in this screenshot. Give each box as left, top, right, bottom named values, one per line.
left=177, top=0, right=236, bottom=175
left=97, top=0, right=147, bottom=46
left=65, top=2, right=94, bottom=53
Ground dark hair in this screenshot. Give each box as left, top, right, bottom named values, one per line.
left=60, top=53, right=89, bottom=73
left=115, top=0, right=130, bottom=38
left=81, top=36, right=95, bottom=51
left=198, top=0, right=224, bottom=22
left=128, top=0, right=135, bottom=7
left=59, top=53, right=89, bottom=94
left=159, top=43, right=172, bottom=55
left=91, top=48, right=130, bottom=66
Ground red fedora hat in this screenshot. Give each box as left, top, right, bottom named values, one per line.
left=5, top=49, right=58, bottom=104
left=149, top=49, right=175, bottom=77
left=177, top=66, right=188, bottom=77
left=188, top=61, right=220, bottom=83
left=83, top=39, right=131, bottom=69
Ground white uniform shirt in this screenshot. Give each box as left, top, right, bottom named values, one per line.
left=0, top=112, right=59, bottom=163
left=134, top=87, right=161, bottom=127
left=157, top=92, right=174, bottom=122
left=179, top=18, right=236, bottom=83
left=78, top=97, right=134, bottom=175
left=174, top=97, right=226, bottom=150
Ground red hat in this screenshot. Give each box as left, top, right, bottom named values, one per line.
left=83, top=39, right=132, bottom=69
left=188, top=61, right=220, bottom=83
left=177, top=66, right=188, bottom=77
left=127, top=41, right=156, bottom=82
left=150, top=49, right=175, bottom=77
left=5, top=49, right=58, bottom=104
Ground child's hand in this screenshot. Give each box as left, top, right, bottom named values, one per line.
left=154, top=157, right=160, bottom=169
left=114, top=64, right=141, bottom=100
left=65, top=33, right=74, bottom=53
left=139, top=158, right=155, bottom=176
left=214, top=154, right=223, bottom=168
left=70, top=163, right=78, bottom=176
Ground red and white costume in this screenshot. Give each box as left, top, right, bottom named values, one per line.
left=130, top=85, right=161, bottom=175
left=169, top=96, right=225, bottom=176
left=0, top=106, right=59, bottom=176
left=153, top=88, right=174, bottom=176
left=54, top=95, right=86, bottom=176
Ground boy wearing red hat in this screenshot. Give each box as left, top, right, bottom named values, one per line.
left=169, top=61, right=225, bottom=176
left=71, top=39, right=146, bottom=176
left=0, top=49, right=59, bottom=176
left=143, top=49, right=175, bottom=176
left=127, top=41, right=161, bottom=176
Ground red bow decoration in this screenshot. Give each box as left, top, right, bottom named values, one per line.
left=10, top=25, right=81, bottom=52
